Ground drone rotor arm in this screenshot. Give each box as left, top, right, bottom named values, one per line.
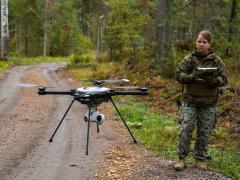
left=38, top=90, right=76, bottom=96
left=79, top=90, right=148, bottom=98
left=111, top=91, right=148, bottom=96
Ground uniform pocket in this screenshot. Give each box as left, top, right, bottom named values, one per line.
left=176, top=105, right=184, bottom=124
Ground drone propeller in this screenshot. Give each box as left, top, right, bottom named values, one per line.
left=80, top=79, right=129, bottom=83
left=113, top=86, right=143, bottom=89
left=16, top=83, right=54, bottom=88
left=100, top=79, right=130, bottom=83
left=88, top=79, right=130, bottom=87
left=113, top=86, right=148, bottom=91
left=113, top=85, right=165, bottom=90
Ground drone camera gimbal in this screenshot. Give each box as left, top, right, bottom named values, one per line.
left=37, top=81, right=148, bottom=155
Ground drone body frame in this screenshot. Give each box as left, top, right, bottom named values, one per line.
left=37, top=82, right=148, bottom=155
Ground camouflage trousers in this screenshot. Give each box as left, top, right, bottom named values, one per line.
left=176, top=101, right=216, bottom=161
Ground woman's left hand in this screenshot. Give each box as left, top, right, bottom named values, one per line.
left=202, top=76, right=218, bottom=86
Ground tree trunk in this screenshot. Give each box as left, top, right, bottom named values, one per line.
left=1, top=0, right=9, bottom=60
left=210, top=0, right=216, bottom=31
left=109, top=44, right=113, bottom=61
left=228, top=0, right=237, bottom=42
left=191, top=0, right=196, bottom=36
left=226, top=0, right=237, bottom=56
left=43, top=0, right=49, bottom=56
left=155, top=0, right=168, bottom=65
left=97, top=15, right=104, bottom=55
left=82, top=0, right=92, bottom=37
left=24, top=18, right=29, bottom=56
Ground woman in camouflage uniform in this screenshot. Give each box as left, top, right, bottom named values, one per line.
left=174, top=30, right=228, bottom=170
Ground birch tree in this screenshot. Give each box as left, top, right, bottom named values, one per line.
left=1, top=0, right=9, bottom=60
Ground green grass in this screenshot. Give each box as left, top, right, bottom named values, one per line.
left=207, top=148, right=240, bottom=179
left=0, top=61, right=10, bottom=72
left=115, top=98, right=240, bottom=180
left=67, top=62, right=125, bottom=82
left=0, top=56, right=70, bottom=73
left=114, top=97, right=179, bottom=158
left=9, top=56, right=70, bottom=65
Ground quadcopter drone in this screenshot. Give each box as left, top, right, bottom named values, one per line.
left=18, top=79, right=148, bottom=155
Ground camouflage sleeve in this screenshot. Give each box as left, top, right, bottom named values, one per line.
left=215, top=56, right=228, bottom=87
left=176, top=55, right=195, bottom=84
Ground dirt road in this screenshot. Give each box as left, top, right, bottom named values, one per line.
left=0, top=63, right=232, bottom=180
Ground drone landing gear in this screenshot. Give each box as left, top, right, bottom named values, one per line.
left=86, top=106, right=91, bottom=156
left=97, top=124, right=100, bottom=133
left=110, top=97, right=137, bottom=144
left=49, top=99, right=75, bottom=142
left=48, top=100, right=102, bottom=155
left=48, top=98, right=137, bottom=156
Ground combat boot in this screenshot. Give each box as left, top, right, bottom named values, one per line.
left=194, top=159, right=208, bottom=171
left=174, top=157, right=186, bottom=170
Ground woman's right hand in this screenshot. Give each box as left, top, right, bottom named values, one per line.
left=195, top=78, right=207, bottom=84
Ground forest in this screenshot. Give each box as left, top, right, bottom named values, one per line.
left=0, top=0, right=240, bottom=179
left=2, top=0, right=239, bottom=72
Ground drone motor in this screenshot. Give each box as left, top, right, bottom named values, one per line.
left=76, top=86, right=110, bottom=94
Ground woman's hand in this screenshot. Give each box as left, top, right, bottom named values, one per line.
left=195, top=78, right=207, bottom=84
left=202, top=76, right=218, bottom=86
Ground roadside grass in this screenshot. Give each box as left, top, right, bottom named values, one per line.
left=0, top=56, right=70, bottom=73
left=67, top=62, right=125, bottom=82
left=207, top=147, right=240, bottom=179
left=9, top=56, right=69, bottom=66
left=115, top=97, right=240, bottom=180
left=0, top=56, right=70, bottom=75
left=0, top=61, right=10, bottom=72
left=114, top=97, right=179, bottom=159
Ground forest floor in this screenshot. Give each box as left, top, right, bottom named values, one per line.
left=0, top=63, right=233, bottom=180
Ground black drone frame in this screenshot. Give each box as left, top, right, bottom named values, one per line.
left=38, top=87, right=148, bottom=155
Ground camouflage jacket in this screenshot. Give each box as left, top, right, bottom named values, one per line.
left=176, top=50, right=228, bottom=105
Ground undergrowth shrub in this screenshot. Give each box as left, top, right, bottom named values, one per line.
left=0, top=61, right=10, bottom=72
left=67, top=54, right=93, bottom=68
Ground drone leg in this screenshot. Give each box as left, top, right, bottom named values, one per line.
left=110, top=97, right=137, bottom=144
left=97, top=124, right=100, bottom=133
left=86, top=106, right=91, bottom=156
left=49, top=99, right=75, bottom=142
